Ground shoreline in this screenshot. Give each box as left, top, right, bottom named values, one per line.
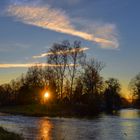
left=0, top=104, right=102, bottom=118
left=0, top=127, right=23, bottom=140
left=0, top=104, right=134, bottom=118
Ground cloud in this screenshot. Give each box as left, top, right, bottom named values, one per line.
left=0, top=63, right=77, bottom=68
left=6, top=4, right=119, bottom=49
left=33, top=47, right=89, bottom=58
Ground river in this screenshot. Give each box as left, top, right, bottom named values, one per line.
left=0, top=109, right=140, bottom=140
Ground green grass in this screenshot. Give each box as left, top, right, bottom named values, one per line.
left=0, top=127, right=24, bottom=140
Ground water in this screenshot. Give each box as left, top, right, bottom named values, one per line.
left=0, top=109, right=140, bottom=140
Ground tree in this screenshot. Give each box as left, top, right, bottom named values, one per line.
left=43, top=67, right=58, bottom=103
left=16, top=66, right=45, bottom=104
left=72, top=76, right=83, bottom=104
left=104, top=78, right=121, bottom=112
left=0, top=84, right=13, bottom=105
left=82, top=58, right=104, bottom=112
left=129, top=73, right=140, bottom=106
left=25, top=66, right=44, bottom=88
left=68, top=41, right=85, bottom=100
left=47, top=40, right=86, bottom=101
left=82, top=58, right=104, bottom=96
left=47, top=41, right=70, bottom=100
left=10, top=79, right=22, bottom=104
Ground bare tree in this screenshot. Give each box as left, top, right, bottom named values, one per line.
left=47, top=41, right=70, bottom=100
left=82, top=58, right=104, bottom=97
left=25, top=66, right=44, bottom=88
left=68, top=41, right=85, bottom=100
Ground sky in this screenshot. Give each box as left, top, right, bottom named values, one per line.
left=0, top=0, right=140, bottom=98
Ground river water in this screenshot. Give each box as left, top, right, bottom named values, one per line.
left=0, top=109, right=140, bottom=140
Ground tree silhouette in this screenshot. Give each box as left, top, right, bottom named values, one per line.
left=104, top=78, right=121, bottom=112
left=82, top=58, right=104, bottom=112
left=47, top=41, right=70, bottom=100
left=68, top=41, right=85, bottom=101
left=129, top=73, right=140, bottom=106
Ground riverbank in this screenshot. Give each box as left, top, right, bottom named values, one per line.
left=0, top=127, right=23, bottom=140
left=0, top=104, right=100, bottom=118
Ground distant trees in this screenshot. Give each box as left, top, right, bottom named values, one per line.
left=129, top=73, right=140, bottom=106
left=104, top=78, right=122, bottom=112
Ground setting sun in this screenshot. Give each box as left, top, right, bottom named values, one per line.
left=44, top=92, right=50, bottom=99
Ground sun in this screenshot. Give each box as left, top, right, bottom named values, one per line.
left=44, top=92, right=50, bottom=99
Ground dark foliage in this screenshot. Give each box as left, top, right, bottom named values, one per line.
left=104, top=78, right=122, bottom=112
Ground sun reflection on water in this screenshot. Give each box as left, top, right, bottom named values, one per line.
left=37, top=118, right=53, bottom=140
left=119, top=109, right=140, bottom=119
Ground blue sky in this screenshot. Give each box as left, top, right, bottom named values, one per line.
left=0, top=0, right=140, bottom=97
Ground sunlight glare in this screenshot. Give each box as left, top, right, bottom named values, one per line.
left=44, top=92, right=50, bottom=99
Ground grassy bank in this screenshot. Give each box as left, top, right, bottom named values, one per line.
left=0, top=127, right=23, bottom=140
left=0, top=104, right=100, bottom=118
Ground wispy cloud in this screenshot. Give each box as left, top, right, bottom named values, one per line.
left=0, top=63, right=77, bottom=68
left=33, top=47, right=89, bottom=58
left=6, top=4, right=119, bottom=49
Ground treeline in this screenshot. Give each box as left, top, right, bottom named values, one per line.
left=0, top=40, right=136, bottom=114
